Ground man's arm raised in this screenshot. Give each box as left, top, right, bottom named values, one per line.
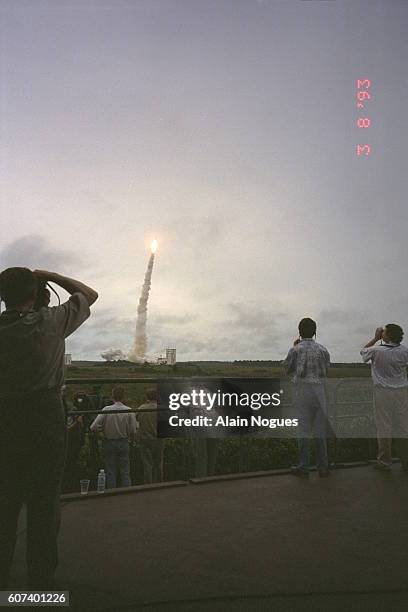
left=363, top=327, right=383, bottom=349
left=34, top=270, right=98, bottom=306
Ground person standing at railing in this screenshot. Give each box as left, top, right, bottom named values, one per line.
left=0, top=267, right=98, bottom=590
left=283, top=317, right=331, bottom=479
left=62, top=390, right=86, bottom=493
left=90, top=386, right=137, bottom=488
left=361, top=325, right=408, bottom=471
left=136, top=389, right=165, bottom=483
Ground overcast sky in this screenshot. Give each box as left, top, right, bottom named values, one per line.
left=1, top=0, right=407, bottom=361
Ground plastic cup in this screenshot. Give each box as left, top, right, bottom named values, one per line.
left=80, top=479, right=90, bottom=495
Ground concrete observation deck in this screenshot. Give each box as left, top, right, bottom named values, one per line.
left=10, top=464, right=408, bottom=611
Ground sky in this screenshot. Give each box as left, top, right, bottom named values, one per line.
left=1, top=0, right=407, bottom=362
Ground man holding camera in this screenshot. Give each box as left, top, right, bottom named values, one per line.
left=361, top=324, right=408, bottom=471
left=283, top=317, right=331, bottom=478
left=0, top=267, right=98, bottom=589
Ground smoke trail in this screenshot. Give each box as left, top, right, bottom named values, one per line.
left=128, top=251, right=155, bottom=362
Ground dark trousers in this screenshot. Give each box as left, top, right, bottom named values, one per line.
left=103, top=439, right=131, bottom=488
left=293, top=383, right=329, bottom=471
left=0, top=390, right=66, bottom=589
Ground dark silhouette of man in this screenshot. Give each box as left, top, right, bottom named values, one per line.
left=62, top=391, right=86, bottom=493
left=136, top=389, right=165, bottom=484
left=0, top=267, right=98, bottom=589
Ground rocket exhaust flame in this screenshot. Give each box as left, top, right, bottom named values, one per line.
left=128, top=240, right=158, bottom=362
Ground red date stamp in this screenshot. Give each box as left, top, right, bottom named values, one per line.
left=356, top=78, right=371, bottom=156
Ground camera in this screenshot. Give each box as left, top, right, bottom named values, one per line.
left=33, top=278, right=51, bottom=310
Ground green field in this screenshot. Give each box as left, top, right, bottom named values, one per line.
left=64, top=359, right=371, bottom=411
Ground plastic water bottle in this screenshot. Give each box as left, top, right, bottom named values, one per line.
left=97, top=469, right=106, bottom=493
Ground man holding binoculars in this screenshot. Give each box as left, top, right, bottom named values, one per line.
left=0, top=267, right=98, bottom=590
left=361, top=324, right=408, bottom=471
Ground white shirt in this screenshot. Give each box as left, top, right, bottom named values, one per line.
left=90, top=401, right=138, bottom=439
left=360, top=343, right=408, bottom=388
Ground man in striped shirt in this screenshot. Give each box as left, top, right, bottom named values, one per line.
left=361, top=324, right=408, bottom=471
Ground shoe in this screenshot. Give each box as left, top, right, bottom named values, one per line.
left=373, top=462, right=391, bottom=471
left=318, top=469, right=331, bottom=478
left=290, top=466, right=309, bottom=479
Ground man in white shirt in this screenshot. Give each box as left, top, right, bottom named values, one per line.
left=90, top=387, right=137, bottom=488
left=361, top=324, right=408, bottom=471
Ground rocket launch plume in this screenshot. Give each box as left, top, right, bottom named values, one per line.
left=128, top=240, right=157, bottom=362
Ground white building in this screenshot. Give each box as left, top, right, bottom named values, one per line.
left=64, top=354, right=72, bottom=366
left=166, top=347, right=176, bottom=365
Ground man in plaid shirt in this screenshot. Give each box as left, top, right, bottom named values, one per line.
left=283, top=318, right=331, bottom=478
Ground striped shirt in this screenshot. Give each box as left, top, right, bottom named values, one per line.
left=360, top=343, right=408, bottom=388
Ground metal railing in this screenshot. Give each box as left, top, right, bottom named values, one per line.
left=329, top=377, right=376, bottom=464
left=60, top=376, right=380, bottom=494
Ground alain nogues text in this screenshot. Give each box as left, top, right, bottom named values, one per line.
left=167, top=389, right=298, bottom=429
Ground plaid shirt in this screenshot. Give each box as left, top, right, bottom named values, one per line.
left=283, top=339, right=330, bottom=383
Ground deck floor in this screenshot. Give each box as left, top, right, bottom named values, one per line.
left=9, top=465, right=408, bottom=611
